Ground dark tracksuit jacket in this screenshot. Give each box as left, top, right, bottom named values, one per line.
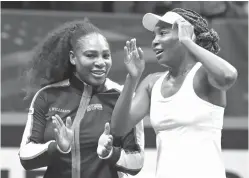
left=19, top=74, right=144, bottom=178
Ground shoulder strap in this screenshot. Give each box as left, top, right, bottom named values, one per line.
left=185, top=62, right=202, bottom=82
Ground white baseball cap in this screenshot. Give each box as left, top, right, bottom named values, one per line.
left=142, top=11, right=185, bottom=31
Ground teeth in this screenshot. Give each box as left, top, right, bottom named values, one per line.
left=155, top=50, right=163, bottom=55
left=92, top=71, right=105, bottom=77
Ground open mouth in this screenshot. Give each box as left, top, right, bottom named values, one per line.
left=155, top=49, right=164, bottom=58
left=91, top=70, right=106, bottom=77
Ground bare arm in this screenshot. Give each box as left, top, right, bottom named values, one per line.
left=182, top=38, right=238, bottom=90
left=176, top=19, right=238, bottom=90
left=111, top=75, right=151, bottom=136
left=111, top=38, right=148, bottom=137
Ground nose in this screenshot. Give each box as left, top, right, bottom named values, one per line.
left=152, top=36, right=160, bottom=48
left=94, top=57, right=106, bottom=68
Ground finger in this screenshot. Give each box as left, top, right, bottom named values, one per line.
left=132, top=50, right=139, bottom=59
left=126, top=41, right=130, bottom=54
left=66, top=117, right=72, bottom=128
left=124, top=46, right=129, bottom=58
left=107, top=136, right=113, bottom=145
left=172, top=18, right=183, bottom=30
left=138, top=47, right=144, bottom=60
left=104, top=122, right=110, bottom=135
left=104, top=139, right=113, bottom=149
left=52, top=116, right=61, bottom=130
left=108, top=135, right=113, bottom=141
left=131, top=38, right=136, bottom=52
left=172, top=20, right=179, bottom=30
left=124, top=46, right=131, bottom=64
left=54, top=114, right=64, bottom=127
left=134, top=38, right=137, bottom=49
left=129, top=39, right=132, bottom=52
left=105, top=138, right=112, bottom=145
left=54, top=128, right=60, bottom=141
left=108, top=138, right=113, bottom=146
left=97, top=146, right=104, bottom=155
left=133, top=39, right=140, bottom=58
left=52, top=118, right=56, bottom=128
left=130, top=39, right=134, bottom=51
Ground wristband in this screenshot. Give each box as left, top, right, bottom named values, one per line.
left=56, top=144, right=71, bottom=154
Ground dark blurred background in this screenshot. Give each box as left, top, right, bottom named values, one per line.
left=1, top=1, right=248, bottom=178
left=1, top=1, right=248, bottom=115
left=1, top=1, right=248, bottom=18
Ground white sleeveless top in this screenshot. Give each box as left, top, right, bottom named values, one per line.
left=150, top=62, right=226, bottom=178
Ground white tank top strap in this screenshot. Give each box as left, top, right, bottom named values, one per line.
left=185, top=62, right=202, bottom=82
left=154, top=71, right=169, bottom=89
left=178, top=62, right=202, bottom=94
left=151, top=71, right=169, bottom=100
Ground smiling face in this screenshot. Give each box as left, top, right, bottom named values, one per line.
left=152, top=21, right=184, bottom=67
left=69, top=33, right=112, bottom=86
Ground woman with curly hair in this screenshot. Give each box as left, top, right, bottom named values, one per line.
left=19, top=20, right=144, bottom=178
left=102, top=8, right=238, bottom=178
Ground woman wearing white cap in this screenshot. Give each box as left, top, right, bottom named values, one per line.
left=98, top=8, right=238, bottom=178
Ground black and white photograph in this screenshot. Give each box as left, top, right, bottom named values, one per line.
left=1, top=1, right=248, bottom=178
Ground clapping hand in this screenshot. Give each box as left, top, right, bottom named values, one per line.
left=52, top=114, right=73, bottom=152
left=97, top=123, right=113, bottom=158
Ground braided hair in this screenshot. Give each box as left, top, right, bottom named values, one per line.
left=172, top=8, right=220, bottom=54
left=24, top=20, right=103, bottom=98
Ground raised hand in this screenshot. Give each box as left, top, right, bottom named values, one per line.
left=52, top=114, right=73, bottom=152
left=97, top=122, right=113, bottom=158
left=124, top=38, right=145, bottom=79
left=173, top=18, right=196, bottom=42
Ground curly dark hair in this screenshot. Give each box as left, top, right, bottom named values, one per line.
left=24, top=20, right=102, bottom=98
left=172, top=8, right=220, bottom=54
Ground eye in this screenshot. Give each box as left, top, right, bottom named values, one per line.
left=160, top=30, right=170, bottom=36
left=103, top=53, right=111, bottom=59
left=85, top=53, right=96, bottom=59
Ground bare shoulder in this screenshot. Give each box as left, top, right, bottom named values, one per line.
left=139, top=72, right=163, bottom=87
left=194, top=65, right=226, bottom=107
left=137, top=72, right=165, bottom=95
left=148, top=72, right=164, bottom=85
